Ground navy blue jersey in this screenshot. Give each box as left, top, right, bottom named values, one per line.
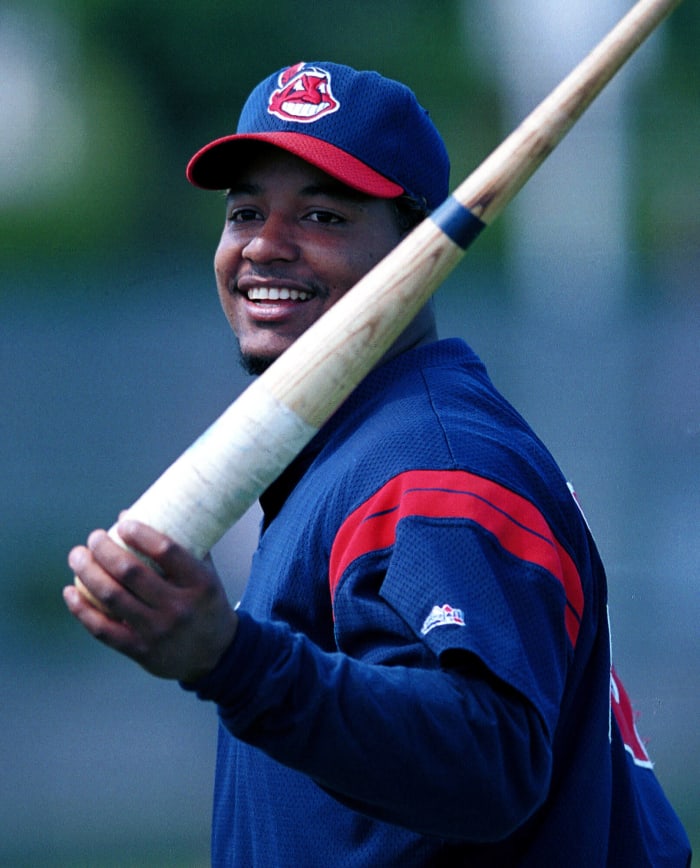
left=186, top=339, right=690, bottom=866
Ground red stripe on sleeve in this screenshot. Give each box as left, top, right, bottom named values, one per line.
left=329, top=469, right=584, bottom=647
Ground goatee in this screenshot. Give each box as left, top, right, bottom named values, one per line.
left=238, top=348, right=274, bottom=376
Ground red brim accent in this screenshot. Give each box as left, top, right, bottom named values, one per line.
left=186, top=132, right=404, bottom=199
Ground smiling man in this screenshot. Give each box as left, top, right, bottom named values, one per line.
left=65, top=62, right=691, bottom=866
left=214, top=147, right=411, bottom=374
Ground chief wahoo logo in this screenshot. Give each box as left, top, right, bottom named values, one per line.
left=267, top=62, right=340, bottom=123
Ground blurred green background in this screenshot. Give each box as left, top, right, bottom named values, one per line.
left=1, top=0, right=698, bottom=864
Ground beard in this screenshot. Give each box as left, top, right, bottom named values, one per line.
left=238, top=347, right=275, bottom=376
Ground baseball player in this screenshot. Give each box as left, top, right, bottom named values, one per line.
left=65, top=62, right=691, bottom=866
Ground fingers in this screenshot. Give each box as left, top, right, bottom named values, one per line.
left=66, top=534, right=178, bottom=672
left=67, top=519, right=211, bottom=621
left=65, top=518, right=238, bottom=680
left=114, top=519, right=202, bottom=588
left=68, top=535, right=155, bottom=622
left=62, top=579, right=147, bottom=662
left=70, top=520, right=196, bottom=615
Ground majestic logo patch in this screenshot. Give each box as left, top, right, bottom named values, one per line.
left=421, top=604, right=465, bottom=635
left=268, top=62, right=340, bottom=123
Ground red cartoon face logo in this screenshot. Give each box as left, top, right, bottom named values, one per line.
left=268, top=63, right=340, bottom=123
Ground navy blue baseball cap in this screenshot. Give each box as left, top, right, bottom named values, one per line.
left=186, top=61, right=450, bottom=211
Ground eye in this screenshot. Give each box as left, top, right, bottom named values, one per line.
left=227, top=206, right=262, bottom=223
left=305, top=209, right=345, bottom=225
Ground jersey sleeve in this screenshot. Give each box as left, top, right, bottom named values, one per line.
left=184, top=608, right=553, bottom=842
left=330, top=468, right=583, bottom=737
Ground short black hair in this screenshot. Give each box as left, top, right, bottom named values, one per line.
left=392, top=194, right=429, bottom=235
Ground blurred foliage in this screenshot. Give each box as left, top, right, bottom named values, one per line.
left=631, top=0, right=700, bottom=257
left=1, top=0, right=496, bottom=266
left=0, top=0, right=697, bottom=276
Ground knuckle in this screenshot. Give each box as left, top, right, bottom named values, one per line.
left=98, top=583, right=122, bottom=611
left=169, top=597, right=194, bottom=630
left=114, top=552, right=146, bottom=584
left=159, top=537, right=179, bottom=561
left=92, top=620, right=117, bottom=645
left=151, top=535, right=180, bottom=566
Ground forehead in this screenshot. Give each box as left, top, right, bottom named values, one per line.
left=227, top=144, right=373, bottom=200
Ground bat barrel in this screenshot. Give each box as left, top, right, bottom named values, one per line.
left=453, top=0, right=684, bottom=225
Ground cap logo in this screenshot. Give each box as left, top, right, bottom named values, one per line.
left=267, top=62, right=340, bottom=124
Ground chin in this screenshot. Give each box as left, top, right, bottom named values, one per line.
left=238, top=350, right=275, bottom=376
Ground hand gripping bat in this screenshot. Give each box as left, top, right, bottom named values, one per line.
left=75, top=0, right=685, bottom=599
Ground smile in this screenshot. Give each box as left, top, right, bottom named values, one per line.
left=281, top=100, right=332, bottom=119
left=246, top=287, right=313, bottom=302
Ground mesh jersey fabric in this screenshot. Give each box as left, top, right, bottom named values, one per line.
left=186, top=338, right=691, bottom=867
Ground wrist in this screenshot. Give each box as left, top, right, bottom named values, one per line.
left=182, top=609, right=239, bottom=687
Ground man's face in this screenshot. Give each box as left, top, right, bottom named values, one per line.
left=214, top=146, right=404, bottom=373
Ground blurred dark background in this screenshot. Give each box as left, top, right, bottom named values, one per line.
left=1, top=1, right=698, bottom=864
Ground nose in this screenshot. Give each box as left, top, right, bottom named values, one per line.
left=242, top=214, right=299, bottom=263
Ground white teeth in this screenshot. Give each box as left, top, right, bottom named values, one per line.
left=283, top=101, right=330, bottom=118
left=246, top=287, right=312, bottom=302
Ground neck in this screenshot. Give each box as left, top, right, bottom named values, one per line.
left=240, top=302, right=438, bottom=378
left=379, top=300, right=438, bottom=366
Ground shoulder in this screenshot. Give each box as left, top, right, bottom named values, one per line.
left=315, top=340, right=477, bottom=483
left=331, top=339, right=490, bottom=445
left=333, top=339, right=552, bottom=488
left=306, top=338, right=580, bottom=531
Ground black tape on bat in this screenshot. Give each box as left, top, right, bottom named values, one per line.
left=430, top=196, right=485, bottom=250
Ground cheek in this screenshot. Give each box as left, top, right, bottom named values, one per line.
left=213, top=241, right=239, bottom=323
left=340, top=235, right=400, bottom=287
left=213, top=236, right=230, bottom=286
left=214, top=237, right=237, bottom=289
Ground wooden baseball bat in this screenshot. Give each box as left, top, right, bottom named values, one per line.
left=76, top=0, right=683, bottom=594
